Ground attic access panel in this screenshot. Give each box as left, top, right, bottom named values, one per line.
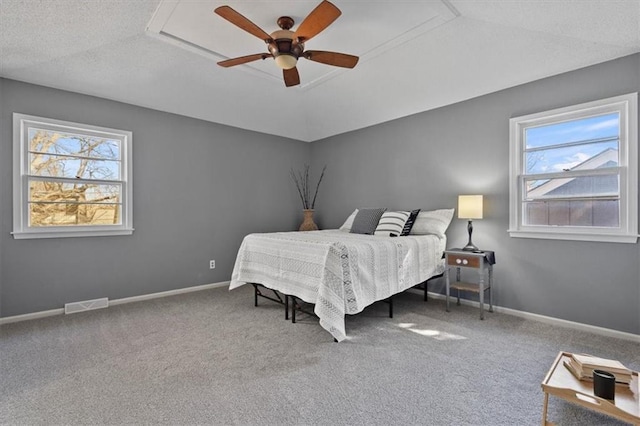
left=147, top=0, right=459, bottom=89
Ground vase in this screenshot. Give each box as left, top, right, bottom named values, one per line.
left=299, top=209, right=319, bottom=231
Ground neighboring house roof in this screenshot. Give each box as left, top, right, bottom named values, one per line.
left=527, top=148, right=618, bottom=199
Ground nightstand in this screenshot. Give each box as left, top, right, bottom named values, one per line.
left=444, top=249, right=495, bottom=320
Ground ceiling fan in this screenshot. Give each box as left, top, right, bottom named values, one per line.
left=214, top=0, right=359, bottom=87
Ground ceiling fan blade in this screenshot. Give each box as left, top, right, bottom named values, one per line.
left=214, top=6, right=272, bottom=42
left=218, top=53, right=271, bottom=68
left=293, top=0, right=341, bottom=42
left=283, top=67, right=300, bottom=87
left=303, top=51, right=359, bottom=68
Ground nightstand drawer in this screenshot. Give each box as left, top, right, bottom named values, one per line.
left=447, top=254, right=480, bottom=268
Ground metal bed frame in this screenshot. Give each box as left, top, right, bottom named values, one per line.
left=250, top=273, right=444, bottom=338
left=251, top=283, right=290, bottom=320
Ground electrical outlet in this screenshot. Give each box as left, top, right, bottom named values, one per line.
left=209, top=260, right=215, bottom=269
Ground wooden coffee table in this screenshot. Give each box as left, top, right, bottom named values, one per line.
left=541, top=352, right=639, bottom=425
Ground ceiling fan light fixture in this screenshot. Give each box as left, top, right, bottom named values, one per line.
left=274, top=54, right=298, bottom=70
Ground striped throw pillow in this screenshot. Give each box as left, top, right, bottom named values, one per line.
left=400, top=209, right=421, bottom=236
left=374, top=211, right=410, bottom=237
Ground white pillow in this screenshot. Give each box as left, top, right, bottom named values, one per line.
left=409, top=209, right=455, bottom=237
left=374, top=211, right=410, bottom=236
left=339, top=209, right=358, bottom=231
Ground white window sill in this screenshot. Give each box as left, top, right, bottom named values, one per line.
left=12, top=229, right=134, bottom=239
left=508, top=229, right=638, bottom=244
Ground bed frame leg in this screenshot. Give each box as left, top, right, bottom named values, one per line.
left=423, top=273, right=444, bottom=303
left=389, top=295, right=393, bottom=318
left=291, top=296, right=296, bottom=323
left=253, top=284, right=258, bottom=307
left=285, top=295, right=289, bottom=320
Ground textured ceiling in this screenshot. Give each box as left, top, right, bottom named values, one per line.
left=1, top=0, right=639, bottom=142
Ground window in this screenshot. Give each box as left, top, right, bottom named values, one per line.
left=13, top=114, right=133, bottom=239
left=509, top=93, right=637, bottom=243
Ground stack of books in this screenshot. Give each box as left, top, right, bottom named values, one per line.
left=564, top=353, right=633, bottom=385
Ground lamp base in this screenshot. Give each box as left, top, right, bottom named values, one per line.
left=462, top=220, right=480, bottom=251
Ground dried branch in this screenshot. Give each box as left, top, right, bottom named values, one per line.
left=311, top=165, right=326, bottom=209
left=290, top=164, right=327, bottom=209
left=290, top=169, right=307, bottom=208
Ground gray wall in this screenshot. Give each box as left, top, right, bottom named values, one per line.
left=0, top=78, right=310, bottom=317
left=310, top=53, right=640, bottom=335
left=2, top=54, right=639, bottom=336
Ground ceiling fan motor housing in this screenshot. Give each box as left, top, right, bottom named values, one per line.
left=269, top=29, right=304, bottom=69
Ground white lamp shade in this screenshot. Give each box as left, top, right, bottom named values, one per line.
left=458, top=195, right=483, bottom=219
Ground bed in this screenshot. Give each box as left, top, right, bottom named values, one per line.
left=229, top=229, right=446, bottom=341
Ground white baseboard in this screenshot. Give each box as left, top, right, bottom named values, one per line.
left=0, top=281, right=230, bottom=325
left=109, top=281, right=229, bottom=306
left=0, top=307, right=66, bottom=325
left=418, top=290, right=640, bottom=343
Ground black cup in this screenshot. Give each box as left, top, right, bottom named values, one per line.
left=593, top=369, right=616, bottom=400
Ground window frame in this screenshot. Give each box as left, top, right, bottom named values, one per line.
left=12, top=113, right=134, bottom=239
left=508, top=93, right=638, bottom=243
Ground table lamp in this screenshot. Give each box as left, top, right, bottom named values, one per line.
left=458, top=195, right=483, bottom=251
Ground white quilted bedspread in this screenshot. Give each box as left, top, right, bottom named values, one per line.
left=229, top=230, right=446, bottom=341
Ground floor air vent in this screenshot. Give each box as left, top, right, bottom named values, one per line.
left=64, top=297, right=109, bottom=314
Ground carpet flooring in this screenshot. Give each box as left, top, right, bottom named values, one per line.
left=1, top=284, right=638, bottom=425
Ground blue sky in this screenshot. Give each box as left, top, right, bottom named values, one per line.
left=525, top=112, right=619, bottom=174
